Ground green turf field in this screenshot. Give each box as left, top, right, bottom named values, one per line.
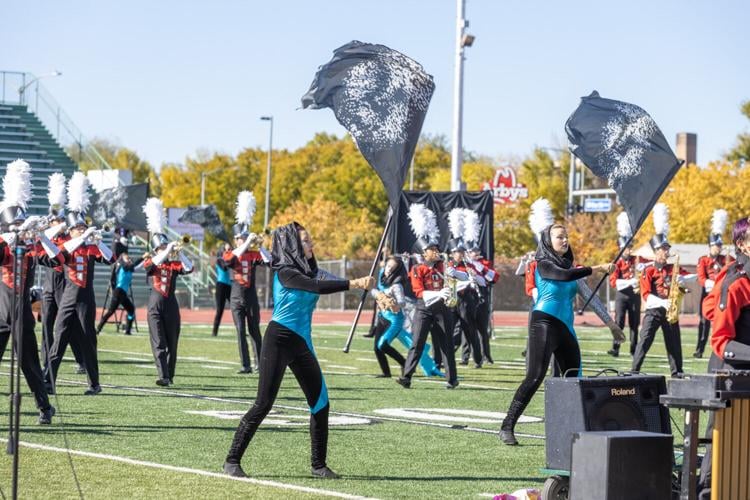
left=0, top=322, right=708, bottom=499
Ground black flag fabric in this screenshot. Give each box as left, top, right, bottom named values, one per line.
left=89, top=183, right=149, bottom=231
left=301, top=41, right=435, bottom=209
left=565, top=91, right=683, bottom=234
left=178, top=204, right=229, bottom=242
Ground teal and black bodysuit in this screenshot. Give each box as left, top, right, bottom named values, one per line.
left=226, top=223, right=350, bottom=471
left=501, top=226, right=592, bottom=434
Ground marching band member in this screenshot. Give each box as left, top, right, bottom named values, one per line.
left=445, top=208, right=483, bottom=369
left=696, top=217, right=750, bottom=495
left=396, top=204, right=461, bottom=390
left=222, top=191, right=270, bottom=374
left=694, top=209, right=732, bottom=358
left=41, top=172, right=86, bottom=374
left=223, top=222, right=373, bottom=479
left=142, top=197, right=193, bottom=386
left=500, top=222, right=613, bottom=445
left=466, top=241, right=498, bottom=364
left=607, top=212, right=643, bottom=357
left=631, top=204, right=696, bottom=378
left=45, top=172, right=115, bottom=396
left=0, top=160, right=56, bottom=423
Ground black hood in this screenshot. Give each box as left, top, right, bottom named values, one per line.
left=271, top=222, right=318, bottom=278
left=535, top=224, right=574, bottom=269
left=381, top=256, right=414, bottom=298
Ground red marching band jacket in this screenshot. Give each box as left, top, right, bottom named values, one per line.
left=222, top=250, right=264, bottom=288
left=143, top=258, right=190, bottom=298
left=639, top=263, right=689, bottom=302
left=51, top=233, right=70, bottom=273
left=608, top=256, right=647, bottom=288
left=702, top=258, right=750, bottom=358
left=59, top=244, right=114, bottom=289
left=697, top=254, right=734, bottom=289
left=0, top=237, right=50, bottom=291
left=410, top=261, right=445, bottom=300
left=524, top=260, right=537, bottom=298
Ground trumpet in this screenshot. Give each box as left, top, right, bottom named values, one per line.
left=171, top=234, right=192, bottom=254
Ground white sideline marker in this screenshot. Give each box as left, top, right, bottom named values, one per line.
left=0, top=439, right=374, bottom=500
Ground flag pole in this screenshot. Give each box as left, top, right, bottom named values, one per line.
left=343, top=207, right=393, bottom=353
left=577, top=234, right=633, bottom=313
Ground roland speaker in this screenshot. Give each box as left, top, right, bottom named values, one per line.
left=570, top=431, right=673, bottom=500
left=544, top=375, right=670, bottom=470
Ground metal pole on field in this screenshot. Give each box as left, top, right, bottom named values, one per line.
left=261, top=116, right=273, bottom=308
left=450, top=0, right=474, bottom=192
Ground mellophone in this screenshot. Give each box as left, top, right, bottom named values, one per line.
left=661, top=370, right=750, bottom=500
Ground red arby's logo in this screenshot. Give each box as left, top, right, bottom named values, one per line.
left=483, top=167, right=529, bottom=205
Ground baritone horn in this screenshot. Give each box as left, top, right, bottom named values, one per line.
left=172, top=234, right=192, bottom=254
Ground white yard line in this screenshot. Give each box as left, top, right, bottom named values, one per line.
left=0, top=438, right=375, bottom=500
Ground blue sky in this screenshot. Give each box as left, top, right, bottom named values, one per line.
left=4, top=0, right=748, bottom=168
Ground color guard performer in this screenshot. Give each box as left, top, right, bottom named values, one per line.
left=96, top=249, right=143, bottom=335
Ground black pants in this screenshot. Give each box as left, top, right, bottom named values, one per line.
left=0, top=286, right=51, bottom=410
left=212, top=282, right=231, bottom=336
left=97, top=287, right=135, bottom=334
left=696, top=288, right=711, bottom=355
left=613, top=289, right=641, bottom=354
left=226, top=321, right=330, bottom=469
left=147, top=292, right=181, bottom=381
left=502, top=311, right=580, bottom=431
left=403, top=301, right=456, bottom=384
left=373, top=314, right=405, bottom=376
left=230, top=285, right=262, bottom=371
left=632, top=307, right=683, bottom=376
left=46, top=288, right=101, bottom=389
left=476, top=287, right=492, bottom=361
left=41, top=290, right=85, bottom=371
left=452, top=292, right=482, bottom=365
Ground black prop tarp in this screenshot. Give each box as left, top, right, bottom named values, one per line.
left=390, top=191, right=494, bottom=260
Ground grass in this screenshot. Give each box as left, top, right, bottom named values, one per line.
left=0, top=321, right=708, bottom=499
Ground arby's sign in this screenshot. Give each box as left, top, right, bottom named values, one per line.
left=483, top=166, right=529, bottom=205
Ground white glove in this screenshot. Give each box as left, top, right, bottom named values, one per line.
left=646, top=294, right=670, bottom=310
left=705, top=279, right=715, bottom=292
left=439, top=287, right=452, bottom=301
left=636, top=262, right=647, bottom=272
left=44, top=222, right=67, bottom=239
left=472, top=260, right=485, bottom=272
left=83, top=227, right=97, bottom=239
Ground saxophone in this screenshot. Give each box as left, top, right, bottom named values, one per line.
left=666, top=255, right=686, bottom=325
left=441, top=255, right=459, bottom=307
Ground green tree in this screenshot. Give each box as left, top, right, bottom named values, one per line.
left=75, top=138, right=160, bottom=193
left=726, top=100, right=750, bottom=163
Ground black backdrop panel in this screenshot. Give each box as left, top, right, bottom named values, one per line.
left=391, top=191, right=494, bottom=261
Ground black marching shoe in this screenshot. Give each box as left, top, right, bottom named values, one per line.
left=395, top=377, right=411, bottom=388
left=607, top=348, right=620, bottom=357
left=311, top=466, right=340, bottom=479
left=445, top=380, right=459, bottom=389
left=75, top=364, right=87, bottom=375
left=155, top=378, right=170, bottom=387
left=237, top=367, right=253, bottom=374
left=693, top=350, right=703, bottom=359
left=499, top=429, right=518, bottom=446
left=84, top=385, right=102, bottom=396
left=484, top=355, right=494, bottom=365
left=38, top=406, right=56, bottom=425
left=223, top=462, right=248, bottom=478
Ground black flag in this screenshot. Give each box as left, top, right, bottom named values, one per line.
left=301, top=41, right=435, bottom=209
left=90, top=183, right=149, bottom=231
left=565, top=91, right=683, bottom=234
left=178, top=204, right=229, bottom=242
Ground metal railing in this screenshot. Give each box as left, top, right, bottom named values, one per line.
left=0, top=70, right=112, bottom=172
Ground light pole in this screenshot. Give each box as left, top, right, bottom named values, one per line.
left=450, top=0, right=474, bottom=192
left=18, top=70, right=62, bottom=106
left=199, top=165, right=239, bottom=287
left=260, top=116, right=273, bottom=308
